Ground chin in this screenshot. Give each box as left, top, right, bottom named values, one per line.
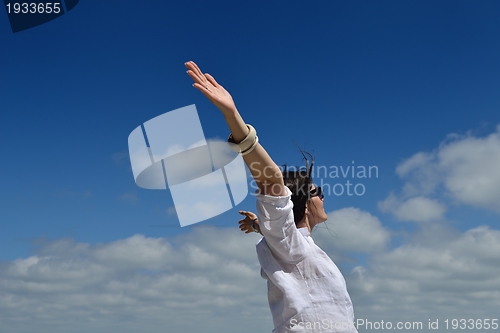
left=320, top=213, right=328, bottom=222
left=312, top=210, right=328, bottom=224
left=314, top=217, right=328, bottom=225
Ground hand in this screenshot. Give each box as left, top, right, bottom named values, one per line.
left=185, top=61, right=237, bottom=116
left=238, top=210, right=261, bottom=235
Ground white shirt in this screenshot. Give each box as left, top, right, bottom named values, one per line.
left=256, top=187, right=358, bottom=333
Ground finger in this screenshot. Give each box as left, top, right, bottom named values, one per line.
left=186, top=68, right=207, bottom=88
left=187, top=61, right=205, bottom=81
left=184, top=60, right=199, bottom=73
left=192, top=82, right=212, bottom=97
left=187, top=70, right=208, bottom=86
left=185, top=61, right=199, bottom=76
left=239, top=211, right=251, bottom=217
left=205, top=73, right=219, bottom=87
left=245, top=212, right=255, bottom=219
left=188, top=61, right=203, bottom=75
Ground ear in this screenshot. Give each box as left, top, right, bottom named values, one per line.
left=305, top=204, right=309, bottom=216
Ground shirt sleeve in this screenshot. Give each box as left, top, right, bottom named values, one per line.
left=255, top=187, right=309, bottom=263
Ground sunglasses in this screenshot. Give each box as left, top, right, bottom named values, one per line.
left=310, top=186, right=324, bottom=200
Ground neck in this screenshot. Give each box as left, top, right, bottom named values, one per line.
left=296, top=216, right=312, bottom=233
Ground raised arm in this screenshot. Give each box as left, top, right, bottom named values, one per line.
left=185, top=61, right=286, bottom=197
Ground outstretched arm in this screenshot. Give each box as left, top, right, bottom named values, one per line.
left=185, top=61, right=286, bottom=197
left=238, top=210, right=262, bottom=235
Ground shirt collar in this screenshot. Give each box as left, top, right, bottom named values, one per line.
left=298, top=227, right=310, bottom=237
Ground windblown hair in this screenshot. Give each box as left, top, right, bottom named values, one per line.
left=282, top=150, right=315, bottom=224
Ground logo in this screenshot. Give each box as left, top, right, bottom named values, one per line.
left=3, top=0, right=79, bottom=33
left=128, top=104, right=248, bottom=227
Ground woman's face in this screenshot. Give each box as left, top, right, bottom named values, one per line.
left=308, top=186, right=328, bottom=229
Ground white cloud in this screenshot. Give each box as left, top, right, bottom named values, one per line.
left=438, top=128, right=500, bottom=211
left=396, top=152, right=441, bottom=197
left=93, top=235, right=172, bottom=269
left=1, top=222, right=499, bottom=333
left=349, top=224, right=500, bottom=326
left=396, top=151, right=433, bottom=177
left=0, top=228, right=270, bottom=333
left=381, top=125, right=500, bottom=219
left=314, top=208, right=390, bottom=253
left=379, top=195, right=447, bottom=222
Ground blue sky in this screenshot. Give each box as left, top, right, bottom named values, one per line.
left=1, top=1, right=500, bottom=332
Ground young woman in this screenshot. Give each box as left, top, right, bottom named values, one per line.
left=185, top=61, right=357, bottom=333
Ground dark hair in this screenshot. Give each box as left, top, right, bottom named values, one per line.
left=282, top=151, right=315, bottom=224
